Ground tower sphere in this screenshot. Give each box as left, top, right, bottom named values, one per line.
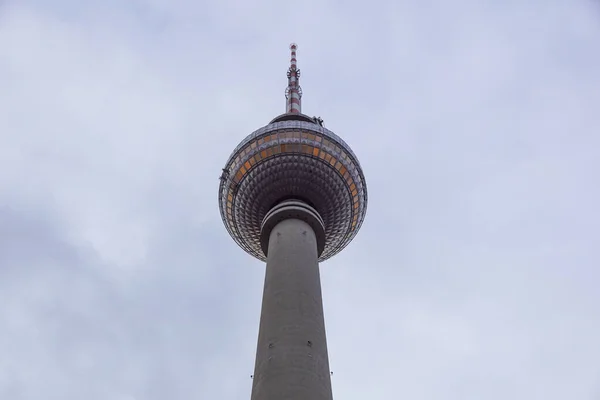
left=218, top=112, right=368, bottom=262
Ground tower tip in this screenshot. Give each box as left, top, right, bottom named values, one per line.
left=285, top=43, right=302, bottom=113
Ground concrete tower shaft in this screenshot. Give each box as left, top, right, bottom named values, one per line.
left=251, top=200, right=333, bottom=400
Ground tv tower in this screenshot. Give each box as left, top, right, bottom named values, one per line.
left=218, top=43, right=368, bottom=400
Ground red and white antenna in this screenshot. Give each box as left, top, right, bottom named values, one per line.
left=285, top=43, right=302, bottom=114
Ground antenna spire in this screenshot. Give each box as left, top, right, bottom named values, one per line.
left=285, top=43, right=302, bottom=114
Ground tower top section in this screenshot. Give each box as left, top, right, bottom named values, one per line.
left=285, top=43, right=302, bottom=114
left=218, top=43, right=368, bottom=262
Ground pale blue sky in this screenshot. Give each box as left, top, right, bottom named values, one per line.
left=1, top=1, right=599, bottom=399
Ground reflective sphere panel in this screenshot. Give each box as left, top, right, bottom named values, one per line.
left=218, top=118, right=368, bottom=261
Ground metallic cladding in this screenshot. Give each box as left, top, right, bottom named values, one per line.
left=218, top=118, right=368, bottom=262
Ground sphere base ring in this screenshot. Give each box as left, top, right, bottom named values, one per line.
left=260, top=199, right=326, bottom=258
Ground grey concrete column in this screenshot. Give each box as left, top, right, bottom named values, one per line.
left=251, top=201, right=333, bottom=400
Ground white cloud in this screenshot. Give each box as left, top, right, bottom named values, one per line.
left=1, top=0, right=599, bottom=399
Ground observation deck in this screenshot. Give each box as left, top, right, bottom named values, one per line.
left=218, top=112, right=368, bottom=262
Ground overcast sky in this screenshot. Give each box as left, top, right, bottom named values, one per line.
left=1, top=0, right=600, bottom=399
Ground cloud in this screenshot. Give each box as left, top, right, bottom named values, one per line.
left=1, top=0, right=599, bottom=399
